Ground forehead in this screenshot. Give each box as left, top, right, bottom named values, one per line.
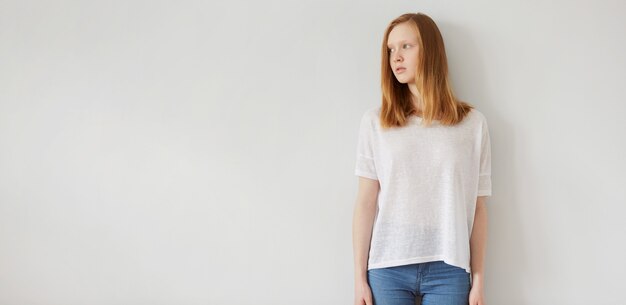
left=387, top=22, right=418, bottom=46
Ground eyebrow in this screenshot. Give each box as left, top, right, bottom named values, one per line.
left=387, top=40, right=414, bottom=48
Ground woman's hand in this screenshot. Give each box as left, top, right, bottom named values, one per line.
left=468, top=282, right=485, bottom=305
left=354, top=280, right=374, bottom=305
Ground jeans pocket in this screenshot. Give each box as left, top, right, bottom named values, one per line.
left=429, top=261, right=469, bottom=277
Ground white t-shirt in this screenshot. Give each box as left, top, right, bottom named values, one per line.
left=354, top=105, right=492, bottom=274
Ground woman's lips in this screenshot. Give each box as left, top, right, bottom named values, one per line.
left=396, top=67, right=406, bottom=73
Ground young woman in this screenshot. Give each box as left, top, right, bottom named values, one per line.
left=352, top=13, right=492, bottom=305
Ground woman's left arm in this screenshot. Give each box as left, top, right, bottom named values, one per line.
left=469, top=196, right=488, bottom=305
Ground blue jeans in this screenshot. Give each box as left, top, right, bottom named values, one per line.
left=367, top=260, right=471, bottom=305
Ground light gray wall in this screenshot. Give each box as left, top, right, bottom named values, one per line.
left=1, top=0, right=625, bottom=304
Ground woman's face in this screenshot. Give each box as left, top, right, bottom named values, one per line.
left=387, top=22, right=420, bottom=84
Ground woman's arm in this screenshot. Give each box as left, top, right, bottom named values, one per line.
left=352, top=177, right=379, bottom=283
left=470, top=196, right=488, bottom=287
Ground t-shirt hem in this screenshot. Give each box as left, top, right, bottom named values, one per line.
left=477, top=190, right=492, bottom=197
left=368, top=255, right=471, bottom=274
left=355, top=170, right=378, bottom=180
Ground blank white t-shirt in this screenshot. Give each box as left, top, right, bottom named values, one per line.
left=354, top=105, right=492, bottom=274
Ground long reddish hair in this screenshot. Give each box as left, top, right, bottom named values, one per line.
left=380, top=12, right=474, bottom=128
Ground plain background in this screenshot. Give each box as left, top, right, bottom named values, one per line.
left=1, top=0, right=625, bottom=304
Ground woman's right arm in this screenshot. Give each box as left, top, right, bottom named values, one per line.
left=352, top=176, right=379, bottom=305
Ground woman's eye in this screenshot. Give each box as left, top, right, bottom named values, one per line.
left=389, top=44, right=411, bottom=52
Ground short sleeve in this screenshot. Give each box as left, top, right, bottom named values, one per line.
left=477, top=117, right=492, bottom=197
left=354, top=112, right=378, bottom=180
